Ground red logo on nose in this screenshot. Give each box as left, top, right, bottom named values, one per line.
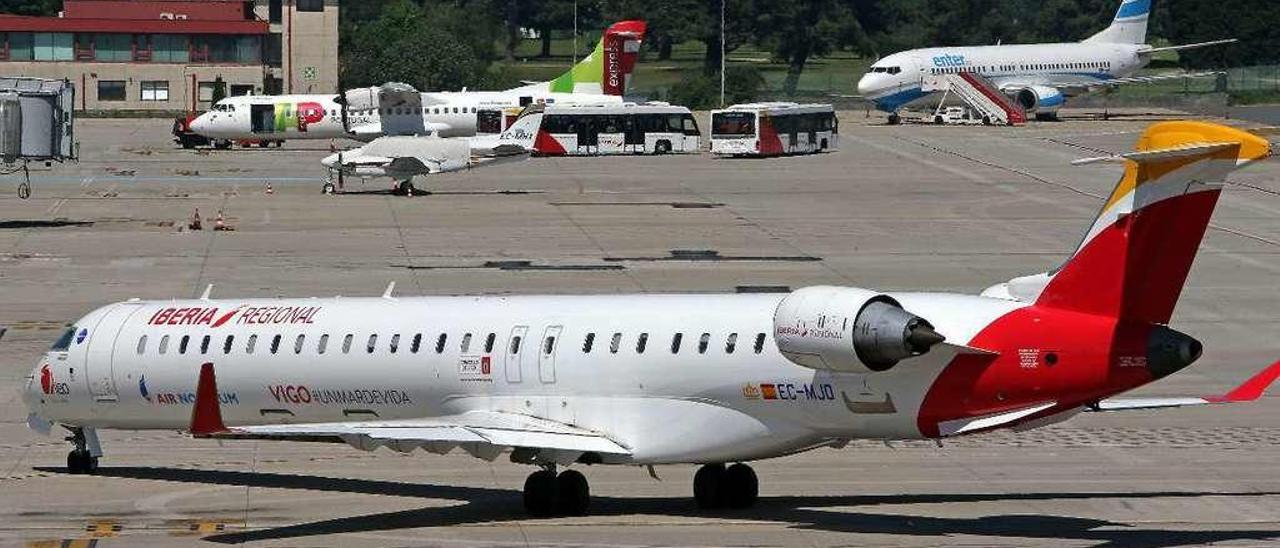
left=39, top=364, right=52, bottom=395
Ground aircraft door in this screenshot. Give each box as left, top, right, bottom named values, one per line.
left=250, top=104, right=275, bottom=133
left=82, top=303, right=143, bottom=402
left=538, top=325, right=562, bottom=383
left=624, top=115, right=644, bottom=149
left=577, top=116, right=597, bottom=152
left=506, top=326, right=528, bottom=383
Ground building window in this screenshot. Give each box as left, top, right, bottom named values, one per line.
left=230, top=84, right=255, bottom=96
left=97, top=80, right=126, bottom=102
left=151, top=34, right=188, bottom=63
left=94, top=33, right=132, bottom=62
left=140, top=80, right=169, bottom=102
left=298, top=0, right=324, bottom=12
left=6, top=32, right=33, bottom=61
left=269, top=0, right=283, bottom=23
left=33, top=32, right=73, bottom=61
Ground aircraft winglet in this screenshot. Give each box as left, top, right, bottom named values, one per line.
left=189, top=362, right=229, bottom=437
left=1208, top=359, right=1280, bottom=403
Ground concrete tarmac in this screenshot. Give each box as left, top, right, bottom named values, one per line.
left=0, top=110, right=1278, bottom=547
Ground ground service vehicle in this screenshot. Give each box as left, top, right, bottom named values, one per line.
left=711, top=103, right=838, bottom=157
left=533, top=102, right=700, bottom=156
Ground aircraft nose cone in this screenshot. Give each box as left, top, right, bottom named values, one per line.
left=856, top=74, right=876, bottom=97
left=189, top=115, right=209, bottom=134
left=320, top=152, right=339, bottom=168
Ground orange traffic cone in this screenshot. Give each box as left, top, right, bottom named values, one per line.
left=189, top=208, right=202, bottom=231
left=265, top=182, right=274, bottom=195
left=214, top=210, right=225, bottom=230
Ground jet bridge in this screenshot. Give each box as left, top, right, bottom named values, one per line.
left=922, top=72, right=1025, bottom=126
left=0, top=77, right=76, bottom=198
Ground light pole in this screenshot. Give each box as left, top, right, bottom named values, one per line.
left=573, top=0, right=578, bottom=66
left=720, top=0, right=726, bottom=107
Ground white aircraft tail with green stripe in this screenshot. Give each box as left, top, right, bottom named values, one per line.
left=539, top=20, right=647, bottom=96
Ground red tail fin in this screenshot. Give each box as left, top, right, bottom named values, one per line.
left=602, top=20, right=646, bottom=96
left=1031, top=122, right=1271, bottom=322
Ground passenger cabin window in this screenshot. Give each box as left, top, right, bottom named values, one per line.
left=698, top=333, right=710, bottom=354
left=342, top=334, right=353, bottom=353
left=270, top=334, right=281, bottom=354
left=159, top=334, right=170, bottom=354
left=366, top=334, right=377, bottom=353
left=582, top=332, right=595, bottom=353
left=460, top=333, right=472, bottom=353
left=246, top=334, right=256, bottom=354
left=390, top=333, right=400, bottom=354
left=726, top=333, right=738, bottom=354
left=294, top=334, right=305, bottom=354
left=636, top=333, right=648, bottom=353
left=200, top=335, right=211, bottom=354
left=484, top=333, right=496, bottom=353
left=510, top=335, right=522, bottom=353
left=179, top=335, right=190, bottom=354
left=136, top=335, right=147, bottom=355
left=318, top=334, right=329, bottom=354
left=754, top=333, right=766, bottom=354
left=223, top=335, right=234, bottom=354
left=543, top=335, right=557, bottom=355
left=671, top=333, right=683, bottom=354
left=411, top=333, right=422, bottom=353
left=435, top=334, right=447, bottom=353
left=610, top=332, right=622, bottom=354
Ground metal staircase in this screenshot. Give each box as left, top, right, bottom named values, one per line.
left=922, top=72, right=1026, bottom=126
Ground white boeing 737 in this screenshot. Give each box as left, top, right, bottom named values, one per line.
left=189, top=20, right=645, bottom=141
left=856, top=0, right=1233, bottom=123
left=23, top=122, right=1279, bottom=517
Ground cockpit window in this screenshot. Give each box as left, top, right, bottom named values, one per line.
left=870, top=66, right=902, bottom=75
left=50, top=326, right=76, bottom=351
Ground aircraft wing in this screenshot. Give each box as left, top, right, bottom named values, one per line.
left=187, top=363, right=630, bottom=462
left=1042, top=71, right=1222, bottom=94
left=1088, top=359, right=1280, bottom=412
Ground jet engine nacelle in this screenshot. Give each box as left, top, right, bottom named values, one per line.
left=773, top=286, right=946, bottom=374
left=1013, top=85, right=1064, bottom=114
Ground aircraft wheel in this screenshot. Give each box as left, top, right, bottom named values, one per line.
left=557, top=469, right=590, bottom=516
left=322, top=182, right=336, bottom=195
left=396, top=179, right=417, bottom=197
left=934, top=115, right=944, bottom=125
left=723, top=463, right=758, bottom=509
left=887, top=113, right=901, bottom=125
left=693, top=463, right=726, bottom=509
left=66, top=449, right=97, bottom=474
left=523, top=469, right=559, bottom=517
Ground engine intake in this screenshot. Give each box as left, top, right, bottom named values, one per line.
left=773, top=286, right=946, bottom=373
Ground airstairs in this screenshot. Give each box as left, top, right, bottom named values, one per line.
left=922, top=72, right=1025, bottom=126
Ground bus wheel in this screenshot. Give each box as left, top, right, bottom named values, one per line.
left=934, top=115, right=944, bottom=125
left=820, top=139, right=828, bottom=151
left=654, top=141, right=670, bottom=155
left=887, top=113, right=901, bottom=125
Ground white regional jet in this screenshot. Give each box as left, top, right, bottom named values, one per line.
left=856, top=0, right=1234, bottom=123
left=23, top=121, right=1280, bottom=516
left=188, top=20, right=646, bottom=141
left=318, top=109, right=544, bottom=195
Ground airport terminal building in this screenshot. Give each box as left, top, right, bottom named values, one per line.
left=0, top=0, right=338, bottom=113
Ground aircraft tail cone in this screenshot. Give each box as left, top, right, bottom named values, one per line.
left=907, top=322, right=946, bottom=352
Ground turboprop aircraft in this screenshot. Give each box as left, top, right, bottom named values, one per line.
left=319, top=110, right=543, bottom=195
left=856, top=0, right=1235, bottom=123
left=188, top=20, right=645, bottom=141
left=23, top=121, right=1279, bottom=517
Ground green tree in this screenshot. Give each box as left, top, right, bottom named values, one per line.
left=1161, top=0, right=1278, bottom=67
left=341, top=0, right=487, bottom=91
left=0, top=0, right=60, bottom=16
left=756, top=0, right=863, bottom=96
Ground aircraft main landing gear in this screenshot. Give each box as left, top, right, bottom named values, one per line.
left=693, top=462, right=757, bottom=509
left=523, top=466, right=590, bottom=517
left=64, top=427, right=99, bottom=474
left=395, top=179, right=417, bottom=196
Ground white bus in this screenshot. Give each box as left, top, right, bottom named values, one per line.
left=533, top=102, right=700, bottom=156
left=710, top=102, right=838, bottom=157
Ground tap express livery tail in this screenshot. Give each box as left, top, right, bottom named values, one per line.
left=546, top=20, right=646, bottom=96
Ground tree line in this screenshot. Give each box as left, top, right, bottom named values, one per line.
left=3, top=1, right=1273, bottom=94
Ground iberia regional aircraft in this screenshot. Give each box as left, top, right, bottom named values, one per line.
left=856, top=0, right=1235, bottom=123
left=23, top=122, right=1280, bottom=517
left=188, top=20, right=646, bottom=141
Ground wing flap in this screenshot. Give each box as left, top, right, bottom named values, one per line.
left=189, top=364, right=631, bottom=458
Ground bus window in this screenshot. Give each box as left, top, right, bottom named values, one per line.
left=712, top=112, right=754, bottom=138
left=681, top=114, right=699, bottom=135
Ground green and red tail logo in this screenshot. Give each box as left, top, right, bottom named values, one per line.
left=549, top=20, right=646, bottom=96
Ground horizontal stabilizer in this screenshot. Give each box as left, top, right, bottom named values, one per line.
left=1089, top=359, right=1280, bottom=412
left=1141, top=39, right=1237, bottom=54
left=1070, top=142, right=1238, bottom=165
left=937, top=401, right=1057, bottom=436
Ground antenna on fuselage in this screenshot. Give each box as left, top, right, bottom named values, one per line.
left=382, top=281, right=396, bottom=299
left=200, top=284, right=214, bottom=300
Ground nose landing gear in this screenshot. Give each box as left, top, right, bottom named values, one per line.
left=693, top=462, right=758, bottom=509
left=523, top=466, right=591, bottom=517
left=64, top=426, right=100, bottom=474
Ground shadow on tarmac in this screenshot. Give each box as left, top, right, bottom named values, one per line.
left=42, top=466, right=1280, bottom=547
